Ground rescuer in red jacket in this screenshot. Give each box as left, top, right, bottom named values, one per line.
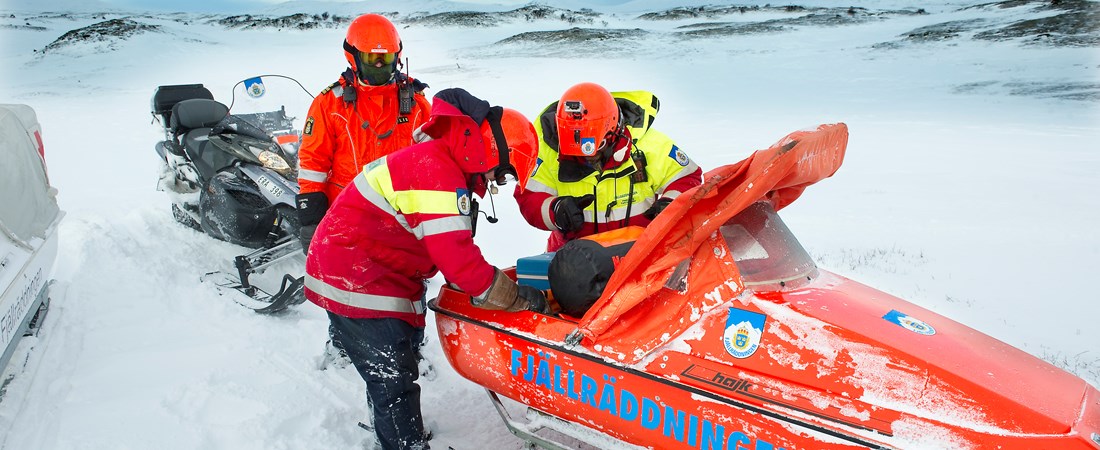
left=304, top=88, right=546, bottom=450
left=296, top=13, right=432, bottom=253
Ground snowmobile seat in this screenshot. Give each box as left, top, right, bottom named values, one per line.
left=169, top=99, right=229, bottom=169
left=181, top=128, right=217, bottom=163
left=170, top=98, right=229, bottom=136
left=152, top=83, right=213, bottom=126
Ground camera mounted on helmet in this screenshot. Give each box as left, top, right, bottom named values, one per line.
left=555, top=82, right=623, bottom=161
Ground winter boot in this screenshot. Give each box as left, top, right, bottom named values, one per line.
left=318, top=339, right=352, bottom=370
left=417, top=351, right=436, bottom=381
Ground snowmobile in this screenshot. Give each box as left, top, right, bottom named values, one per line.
left=430, top=123, right=1100, bottom=449
left=151, top=75, right=313, bottom=314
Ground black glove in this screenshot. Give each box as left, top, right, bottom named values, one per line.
left=297, top=192, right=329, bottom=254
left=300, top=224, right=318, bottom=254
left=517, top=285, right=550, bottom=314
left=643, top=197, right=673, bottom=220
left=551, top=194, right=595, bottom=233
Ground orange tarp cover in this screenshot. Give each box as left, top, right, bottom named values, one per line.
left=575, top=123, right=849, bottom=355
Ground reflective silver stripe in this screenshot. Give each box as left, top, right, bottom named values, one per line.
left=299, top=169, right=328, bottom=183
left=419, top=215, right=471, bottom=237
left=525, top=178, right=557, bottom=195
left=582, top=197, right=656, bottom=222
left=656, top=161, right=700, bottom=193
left=395, top=215, right=416, bottom=237
left=540, top=197, right=555, bottom=230
left=305, top=275, right=425, bottom=314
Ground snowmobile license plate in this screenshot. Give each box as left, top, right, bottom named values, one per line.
left=256, top=175, right=284, bottom=198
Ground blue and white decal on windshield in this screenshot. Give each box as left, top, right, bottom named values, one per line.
left=244, top=76, right=266, bottom=98
left=883, top=309, right=936, bottom=335
left=723, top=307, right=766, bottom=359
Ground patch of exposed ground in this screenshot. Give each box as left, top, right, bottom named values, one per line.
left=212, top=13, right=351, bottom=30
left=955, top=80, right=1100, bottom=101
left=405, top=5, right=600, bottom=27
left=42, top=18, right=158, bottom=53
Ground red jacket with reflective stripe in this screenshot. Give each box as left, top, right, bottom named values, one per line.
left=304, top=100, right=496, bottom=326
left=297, top=75, right=431, bottom=203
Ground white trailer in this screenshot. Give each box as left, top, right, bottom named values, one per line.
left=0, top=104, right=62, bottom=374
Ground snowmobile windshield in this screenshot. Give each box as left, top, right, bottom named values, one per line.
left=226, top=75, right=312, bottom=150
left=720, top=201, right=817, bottom=289
left=222, top=75, right=314, bottom=171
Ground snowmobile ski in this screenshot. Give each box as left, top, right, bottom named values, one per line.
left=201, top=235, right=307, bottom=314
left=202, top=271, right=305, bottom=314
left=486, top=389, right=623, bottom=450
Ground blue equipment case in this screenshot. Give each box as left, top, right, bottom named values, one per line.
left=516, top=252, right=555, bottom=290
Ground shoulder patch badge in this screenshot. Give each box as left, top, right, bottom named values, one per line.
left=668, top=145, right=689, bottom=167
left=532, top=157, right=543, bottom=177
left=304, top=117, right=315, bottom=136
left=883, top=310, right=936, bottom=335
left=723, top=307, right=767, bottom=359
left=456, top=188, right=471, bottom=216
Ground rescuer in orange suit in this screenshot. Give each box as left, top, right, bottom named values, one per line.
left=296, top=13, right=432, bottom=253
left=305, top=88, right=548, bottom=449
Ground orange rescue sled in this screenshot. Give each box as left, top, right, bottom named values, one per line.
left=430, top=123, right=1100, bottom=449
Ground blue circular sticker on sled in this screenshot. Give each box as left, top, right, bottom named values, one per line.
left=883, top=309, right=936, bottom=335
left=723, top=307, right=767, bottom=359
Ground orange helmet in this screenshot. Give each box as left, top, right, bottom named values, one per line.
left=343, top=14, right=402, bottom=85
left=480, top=108, right=538, bottom=191
left=555, top=82, right=620, bottom=157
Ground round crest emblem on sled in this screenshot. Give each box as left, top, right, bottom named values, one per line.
left=723, top=307, right=767, bottom=359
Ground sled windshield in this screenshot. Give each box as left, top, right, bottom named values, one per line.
left=721, top=201, right=817, bottom=288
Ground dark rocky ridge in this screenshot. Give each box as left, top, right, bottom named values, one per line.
left=42, top=18, right=158, bottom=53
left=404, top=5, right=600, bottom=27
left=33, top=2, right=1100, bottom=62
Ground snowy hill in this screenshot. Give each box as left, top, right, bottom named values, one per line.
left=0, top=0, right=1097, bottom=448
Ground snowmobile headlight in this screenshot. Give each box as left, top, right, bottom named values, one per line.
left=258, top=150, right=291, bottom=174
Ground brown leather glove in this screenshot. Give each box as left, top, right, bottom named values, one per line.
left=472, top=268, right=549, bottom=313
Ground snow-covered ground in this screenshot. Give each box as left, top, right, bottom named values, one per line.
left=0, top=1, right=1097, bottom=448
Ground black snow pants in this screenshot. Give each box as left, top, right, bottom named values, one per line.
left=327, top=312, right=428, bottom=450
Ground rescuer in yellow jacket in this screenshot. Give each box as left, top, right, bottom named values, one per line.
left=514, top=82, right=703, bottom=251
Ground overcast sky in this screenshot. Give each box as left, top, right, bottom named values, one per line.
left=1, top=0, right=634, bottom=13
left=86, top=0, right=543, bottom=13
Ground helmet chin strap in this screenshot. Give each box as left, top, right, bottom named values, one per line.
left=484, top=106, right=517, bottom=187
